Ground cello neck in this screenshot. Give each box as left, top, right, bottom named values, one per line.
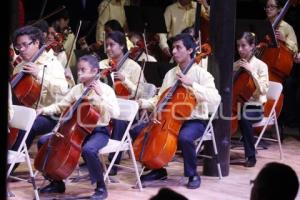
left=272, top=0, right=292, bottom=29
left=156, top=57, right=196, bottom=112
left=11, top=45, right=47, bottom=88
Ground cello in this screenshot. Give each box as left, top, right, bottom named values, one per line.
left=11, top=45, right=46, bottom=107
left=133, top=44, right=211, bottom=169
left=34, top=74, right=101, bottom=180
left=258, top=0, right=299, bottom=83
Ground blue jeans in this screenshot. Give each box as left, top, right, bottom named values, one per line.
left=130, top=119, right=206, bottom=177
left=239, top=104, right=263, bottom=158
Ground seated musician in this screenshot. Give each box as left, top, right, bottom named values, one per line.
left=265, top=0, right=298, bottom=54
left=36, top=55, right=120, bottom=200
left=159, top=0, right=210, bottom=59
left=11, top=25, right=69, bottom=150
left=129, top=32, right=158, bottom=62
left=99, top=30, right=145, bottom=175
left=131, top=33, right=221, bottom=189
left=233, top=32, right=269, bottom=167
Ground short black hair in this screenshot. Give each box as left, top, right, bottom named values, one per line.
left=78, top=55, right=100, bottom=71
left=106, top=31, right=128, bottom=54
left=32, top=20, right=49, bottom=34
left=172, top=33, right=197, bottom=57
left=13, top=25, right=45, bottom=48
left=251, top=162, right=299, bottom=200
left=104, top=20, right=124, bottom=33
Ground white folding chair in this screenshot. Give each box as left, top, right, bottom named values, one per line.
left=136, top=82, right=157, bottom=123
left=98, top=98, right=143, bottom=191
left=253, top=81, right=283, bottom=159
left=195, top=100, right=222, bottom=179
left=7, top=105, right=40, bottom=200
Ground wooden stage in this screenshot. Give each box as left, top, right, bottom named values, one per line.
left=7, top=129, right=300, bottom=200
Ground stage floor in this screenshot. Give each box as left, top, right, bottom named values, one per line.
left=7, top=129, right=300, bottom=200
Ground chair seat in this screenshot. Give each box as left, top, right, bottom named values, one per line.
left=99, top=139, right=130, bottom=154
left=252, top=117, right=275, bottom=127
left=8, top=150, right=26, bottom=164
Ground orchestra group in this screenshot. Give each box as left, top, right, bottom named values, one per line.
left=7, top=0, right=300, bottom=199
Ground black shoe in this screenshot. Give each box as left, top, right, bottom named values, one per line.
left=90, top=187, right=108, bottom=200
left=140, top=168, right=167, bottom=182
left=108, top=166, right=118, bottom=176
left=245, top=156, right=256, bottom=167
left=39, top=180, right=65, bottom=193
left=187, top=175, right=201, bottom=189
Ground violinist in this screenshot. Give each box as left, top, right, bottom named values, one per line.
left=36, top=55, right=120, bottom=199
left=99, top=31, right=145, bottom=175
left=129, top=32, right=158, bottom=62
left=131, top=33, right=220, bottom=189
left=159, top=0, right=210, bottom=59
left=11, top=26, right=69, bottom=150
left=233, top=32, right=269, bottom=167
left=46, top=24, right=67, bottom=67
left=265, top=0, right=298, bottom=54
left=54, top=10, right=77, bottom=68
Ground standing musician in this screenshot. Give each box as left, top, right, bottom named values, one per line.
left=99, top=31, right=145, bottom=175
left=132, top=33, right=220, bottom=189
left=159, top=0, right=210, bottom=59
left=96, top=0, right=128, bottom=45
left=234, top=32, right=269, bottom=167
left=36, top=55, right=120, bottom=199
left=11, top=25, right=69, bottom=150
left=265, top=0, right=298, bottom=54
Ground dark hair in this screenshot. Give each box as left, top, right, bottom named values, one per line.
left=106, top=31, right=128, bottom=54
left=150, top=188, right=188, bottom=200
left=55, top=9, right=70, bottom=20
left=104, top=20, right=124, bottom=33
left=237, top=31, right=256, bottom=46
left=172, top=33, right=197, bottom=57
left=270, top=0, right=285, bottom=8
left=32, top=20, right=49, bottom=34
left=250, top=162, right=299, bottom=200
left=78, top=55, right=100, bottom=71
left=181, top=26, right=195, bottom=36
left=13, top=25, right=45, bottom=48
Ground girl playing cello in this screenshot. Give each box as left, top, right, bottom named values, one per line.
left=233, top=32, right=269, bottom=167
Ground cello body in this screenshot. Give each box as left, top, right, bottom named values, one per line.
left=11, top=74, right=41, bottom=107
left=260, top=41, right=294, bottom=83
left=231, top=69, right=256, bottom=135
left=34, top=101, right=100, bottom=180
left=133, top=86, right=197, bottom=169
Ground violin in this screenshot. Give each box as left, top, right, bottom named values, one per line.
left=133, top=43, right=212, bottom=169
left=46, top=32, right=65, bottom=53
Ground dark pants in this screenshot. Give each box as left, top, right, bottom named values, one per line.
left=130, top=119, right=206, bottom=177
left=239, top=104, right=263, bottom=158
left=37, top=117, right=109, bottom=185
left=12, top=115, right=57, bottom=151
left=108, top=119, right=129, bottom=165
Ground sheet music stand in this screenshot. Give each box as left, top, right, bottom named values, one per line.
left=124, top=6, right=167, bottom=34
left=236, top=19, right=278, bottom=48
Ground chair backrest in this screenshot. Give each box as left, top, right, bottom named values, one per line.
left=113, top=98, right=139, bottom=122
left=10, top=105, right=36, bottom=132
left=267, top=81, right=283, bottom=101
left=137, top=82, right=157, bottom=99
left=9, top=105, right=36, bottom=152
left=207, top=99, right=221, bottom=124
